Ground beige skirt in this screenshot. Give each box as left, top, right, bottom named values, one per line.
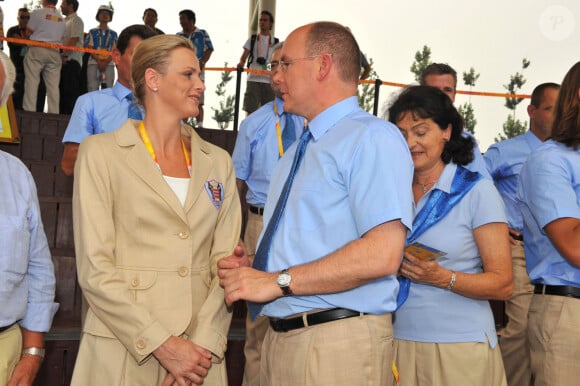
left=393, top=338, right=507, bottom=386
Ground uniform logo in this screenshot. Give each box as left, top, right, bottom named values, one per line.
left=205, top=179, right=224, bottom=209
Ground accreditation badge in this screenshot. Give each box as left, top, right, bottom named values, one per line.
left=205, top=179, right=224, bottom=209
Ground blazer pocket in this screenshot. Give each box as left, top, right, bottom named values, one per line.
left=126, top=270, right=158, bottom=303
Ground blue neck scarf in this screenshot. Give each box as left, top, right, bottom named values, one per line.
left=396, top=166, right=483, bottom=308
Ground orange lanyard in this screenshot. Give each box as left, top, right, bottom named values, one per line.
left=138, top=122, right=192, bottom=175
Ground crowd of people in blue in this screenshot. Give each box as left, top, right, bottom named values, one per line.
left=0, top=2, right=578, bottom=386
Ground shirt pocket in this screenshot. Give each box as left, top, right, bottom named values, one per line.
left=0, top=215, right=30, bottom=279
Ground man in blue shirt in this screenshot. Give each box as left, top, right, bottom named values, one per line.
left=0, top=50, right=59, bottom=386
left=60, top=24, right=157, bottom=176
left=177, top=9, right=213, bottom=128
left=420, top=63, right=491, bottom=179
left=485, top=82, right=559, bottom=386
left=232, top=42, right=304, bottom=386
left=219, top=22, right=413, bottom=385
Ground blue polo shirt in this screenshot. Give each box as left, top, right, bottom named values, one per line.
left=517, top=140, right=580, bottom=286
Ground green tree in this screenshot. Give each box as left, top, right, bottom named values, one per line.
left=410, top=45, right=432, bottom=82
left=357, top=57, right=378, bottom=113
left=457, top=67, right=480, bottom=134
left=211, top=63, right=235, bottom=129
left=495, top=58, right=531, bottom=142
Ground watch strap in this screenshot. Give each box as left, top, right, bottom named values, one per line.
left=22, top=347, right=45, bottom=360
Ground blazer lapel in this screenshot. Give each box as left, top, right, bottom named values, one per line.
left=117, top=120, right=189, bottom=224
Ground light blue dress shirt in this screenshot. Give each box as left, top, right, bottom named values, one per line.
left=232, top=98, right=305, bottom=207
left=0, top=151, right=59, bottom=332
left=484, top=130, right=542, bottom=231
left=62, top=82, right=135, bottom=144
left=465, top=132, right=492, bottom=180
left=517, top=140, right=580, bottom=286
left=260, top=96, right=414, bottom=318
left=393, top=163, right=506, bottom=348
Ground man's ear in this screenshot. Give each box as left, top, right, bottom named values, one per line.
left=317, top=52, right=333, bottom=81
left=111, top=48, right=121, bottom=66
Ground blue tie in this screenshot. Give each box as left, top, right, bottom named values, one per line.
left=281, top=115, right=297, bottom=152
left=248, top=127, right=312, bottom=320
left=126, top=94, right=144, bottom=120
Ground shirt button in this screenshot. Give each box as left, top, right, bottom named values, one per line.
left=131, top=278, right=139, bottom=287
left=178, top=267, right=189, bottom=277
left=178, top=231, right=189, bottom=239
left=136, top=339, right=146, bottom=350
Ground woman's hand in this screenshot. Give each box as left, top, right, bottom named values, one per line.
left=399, top=250, right=451, bottom=289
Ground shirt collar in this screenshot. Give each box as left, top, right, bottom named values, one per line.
left=432, top=162, right=457, bottom=194
left=308, top=96, right=359, bottom=141
left=524, top=129, right=543, bottom=150
left=113, top=82, right=133, bottom=102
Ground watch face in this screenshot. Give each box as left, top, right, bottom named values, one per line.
left=277, top=272, right=291, bottom=286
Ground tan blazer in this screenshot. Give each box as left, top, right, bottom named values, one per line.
left=71, top=120, right=241, bottom=383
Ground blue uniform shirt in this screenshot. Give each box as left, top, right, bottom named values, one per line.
left=260, top=96, right=414, bottom=318
left=517, top=140, right=580, bottom=286
left=232, top=98, right=305, bottom=207
left=0, top=151, right=59, bottom=331
left=177, top=28, right=213, bottom=61
left=393, top=163, right=506, bottom=348
left=484, top=130, right=542, bottom=231
left=62, top=82, right=135, bottom=144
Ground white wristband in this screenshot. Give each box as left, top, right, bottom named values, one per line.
left=447, top=271, right=456, bottom=290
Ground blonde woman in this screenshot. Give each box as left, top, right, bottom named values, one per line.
left=71, top=34, right=241, bottom=386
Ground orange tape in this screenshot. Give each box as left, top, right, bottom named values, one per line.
left=2, top=38, right=528, bottom=100
left=1, top=36, right=111, bottom=56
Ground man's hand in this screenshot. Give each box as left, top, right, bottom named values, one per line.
left=7, top=354, right=42, bottom=386
left=154, top=336, right=212, bottom=386
left=218, top=246, right=281, bottom=306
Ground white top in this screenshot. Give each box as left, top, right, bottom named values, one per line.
left=163, top=176, right=190, bottom=207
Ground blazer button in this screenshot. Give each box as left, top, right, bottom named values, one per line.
left=178, top=231, right=189, bottom=239
left=136, top=339, right=146, bottom=350
left=131, top=278, right=139, bottom=287
left=178, top=267, right=189, bottom=277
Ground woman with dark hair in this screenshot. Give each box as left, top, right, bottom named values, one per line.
left=517, top=61, right=580, bottom=386
left=388, top=85, right=512, bottom=386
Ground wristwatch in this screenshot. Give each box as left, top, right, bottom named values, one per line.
left=22, top=347, right=45, bottom=360
left=276, top=269, right=292, bottom=296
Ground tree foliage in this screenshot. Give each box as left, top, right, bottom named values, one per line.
left=357, top=57, right=378, bottom=113
left=495, top=58, right=530, bottom=142
left=459, top=67, right=480, bottom=134
left=211, top=63, right=235, bottom=129
left=410, top=45, right=432, bottom=82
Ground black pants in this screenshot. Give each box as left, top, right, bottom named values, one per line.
left=59, top=60, right=82, bottom=115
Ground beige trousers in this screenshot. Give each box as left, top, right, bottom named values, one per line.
left=500, top=242, right=533, bottom=386
left=23, top=46, right=62, bottom=113
left=394, top=338, right=507, bottom=386
left=0, top=324, right=22, bottom=384
left=528, top=294, right=580, bottom=386
left=260, top=313, right=394, bottom=386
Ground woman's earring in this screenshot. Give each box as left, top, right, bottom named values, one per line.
left=153, top=87, right=158, bottom=93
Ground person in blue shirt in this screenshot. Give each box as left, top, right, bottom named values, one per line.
left=177, top=9, right=214, bottom=128
left=517, top=61, right=580, bottom=386
left=484, top=82, right=559, bottom=386
left=85, top=5, right=117, bottom=91
left=389, top=85, right=512, bottom=386
left=0, top=50, right=58, bottom=386
left=420, top=62, right=491, bottom=179
left=60, top=24, right=157, bottom=176
left=232, top=42, right=305, bottom=386
left=219, top=22, right=413, bottom=386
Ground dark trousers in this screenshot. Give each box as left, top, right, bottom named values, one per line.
left=59, top=60, right=82, bottom=115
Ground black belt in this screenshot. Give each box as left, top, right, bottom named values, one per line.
left=534, top=284, right=580, bottom=299
left=0, top=323, right=15, bottom=334
left=249, top=205, right=264, bottom=215
left=269, top=308, right=364, bottom=332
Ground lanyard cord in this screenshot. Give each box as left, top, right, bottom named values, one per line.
left=273, top=101, right=308, bottom=157
left=137, top=122, right=192, bottom=176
